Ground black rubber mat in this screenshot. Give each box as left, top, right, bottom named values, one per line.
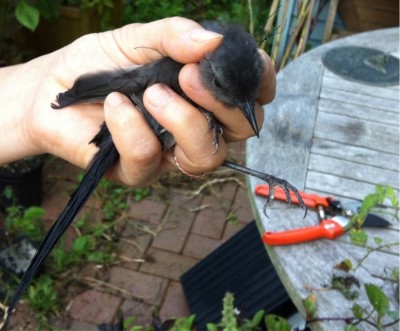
left=180, top=221, right=296, bottom=329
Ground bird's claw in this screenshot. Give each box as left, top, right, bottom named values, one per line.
left=261, top=176, right=307, bottom=219
left=200, top=108, right=223, bottom=154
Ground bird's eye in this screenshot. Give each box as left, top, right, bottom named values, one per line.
left=214, top=78, right=222, bottom=88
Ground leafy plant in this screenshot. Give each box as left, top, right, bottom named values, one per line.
left=4, top=205, right=45, bottom=241
left=0, top=156, right=44, bottom=175
left=123, top=0, right=273, bottom=41
left=133, top=187, right=152, bottom=202
left=170, top=315, right=196, bottom=331
left=12, top=0, right=63, bottom=31
left=226, top=211, right=239, bottom=225
left=304, top=185, right=399, bottom=329
left=307, top=284, right=399, bottom=330
left=206, top=292, right=289, bottom=331
left=220, top=292, right=238, bottom=330
left=350, top=184, right=399, bottom=246
left=50, top=216, right=116, bottom=274
left=93, top=176, right=151, bottom=221
left=26, top=275, right=59, bottom=322
left=12, top=0, right=114, bottom=32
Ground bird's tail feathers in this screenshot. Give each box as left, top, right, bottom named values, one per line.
left=5, top=137, right=119, bottom=319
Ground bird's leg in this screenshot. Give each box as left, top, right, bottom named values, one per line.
left=196, top=111, right=307, bottom=217
left=198, top=108, right=224, bottom=153
left=196, top=108, right=307, bottom=217
left=222, top=160, right=307, bottom=219
left=126, top=94, right=306, bottom=218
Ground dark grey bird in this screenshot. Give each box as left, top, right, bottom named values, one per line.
left=4, top=22, right=305, bottom=321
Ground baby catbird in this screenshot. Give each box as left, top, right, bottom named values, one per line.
left=4, top=22, right=305, bottom=320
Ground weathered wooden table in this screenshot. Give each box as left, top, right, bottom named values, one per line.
left=247, top=28, right=399, bottom=330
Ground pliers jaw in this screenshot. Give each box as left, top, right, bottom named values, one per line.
left=320, top=197, right=345, bottom=221
left=254, top=185, right=390, bottom=245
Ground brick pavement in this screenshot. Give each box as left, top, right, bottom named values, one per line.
left=7, top=142, right=255, bottom=330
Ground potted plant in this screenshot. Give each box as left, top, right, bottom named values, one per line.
left=0, top=156, right=46, bottom=210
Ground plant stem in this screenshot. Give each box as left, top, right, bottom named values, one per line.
left=354, top=242, right=400, bottom=271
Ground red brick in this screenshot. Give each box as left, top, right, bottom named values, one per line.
left=140, top=248, right=198, bottom=281
left=222, top=221, right=246, bottom=241
left=67, top=319, right=98, bottom=331
left=128, top=199, right=167, bottom=224
left=116, top=233, right=153, bottom=270
left=151, top=206, right=195, bottom=253
left=232, top=187, right=254, bottom=224
left=227, top=140, right=247, bottom=162
left=191, top=182, right=237, bottom=239
left=42, top=180, right=76, bottom=220
left=169, top=190, right=203, bottom=209
left=183, top=234, right=222, bottom=260
left=108, top=266, right=168, bottom=305
left=159, top=281, right=191, bottom=320
left=120, top=299, right=154, bottom=327
left=43, top=158, right=81, bottom=183
left=68, top=290, right=122, bottom=324
left=6, top=303, right=38, bottom=331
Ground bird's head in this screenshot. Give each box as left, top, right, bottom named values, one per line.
left=199, top=24, right=264, bottom=137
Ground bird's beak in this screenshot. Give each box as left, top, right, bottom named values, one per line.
left=240, top=101, right=259, bottom=138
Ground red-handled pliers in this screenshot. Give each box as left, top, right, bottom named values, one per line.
left=255, top=185, right=390, bottom=245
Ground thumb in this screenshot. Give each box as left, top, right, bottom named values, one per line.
left=111, top=17, right=223, bottom=64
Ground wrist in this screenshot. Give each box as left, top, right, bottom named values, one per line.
left=0, top=56, right=55, bottom=164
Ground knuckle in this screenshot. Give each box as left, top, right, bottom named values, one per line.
left=128, top=138, right=161, bottom=166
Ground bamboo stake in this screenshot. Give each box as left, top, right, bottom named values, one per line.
left=247, top=0, right=254, bottom=35
left=272, top=0, right=290, bottom=66
left=279, top=0, right=310, bottom=69
left=323, top=0, right=339, bottom=43
left=295, top=0, right=316, bottom=58
left=264, top=0, right=280, bottom=35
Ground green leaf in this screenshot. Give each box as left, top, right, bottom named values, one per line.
left=123, top=315, right=136, bottom=328
left=385, top=185, right=398, bottom=209
left=103, top=0, right=114, bottom=8
left=72, top=235, right=93, bottom=252
left=251, top=309, right=265, bottom=326
left=365, top=283, right=389, bottom=319
left=15, top=0, right=40, bottom=31
left=172, top=315, right=195, bottom=330
left=391, top=267, right=399, bottom=281
left=344, top=325, right=357, bottom=331
left=303, top=293, right=318, bottom=319
left=24, top=206, right=46, bottom=220
left=206, top=323, right=218, bottom=331
left=3, top=186, right=14, bottom=199
left=351, top=303, right=365, bottom=319
left=265, top=314, right=291, bottom=331
left=349, top=228, right=368, bottom=246
left=221, top=292, right=237, bottom=330
left=374, top=237, right=383, bottom=246
left=335, top=259, right=353, bottom=272
left=35, top=0, right=62, bottom=21
left=388, top=310, right=400, bottom=320
left=331, top=275, right=359, bottom=300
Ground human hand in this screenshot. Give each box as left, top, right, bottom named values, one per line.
left=0, top=17, right=276, bottom=187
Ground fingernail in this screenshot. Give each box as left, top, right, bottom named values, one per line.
left=186, top=66, right=204, bottom=91
left=146, top=84, right=173, bottom=108
left=189, top=29, right=223, bottom=42
left=106, top=92, right=125, bottom=108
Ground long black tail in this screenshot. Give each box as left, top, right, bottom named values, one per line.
left=5, top=135, right=119, bottom=318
